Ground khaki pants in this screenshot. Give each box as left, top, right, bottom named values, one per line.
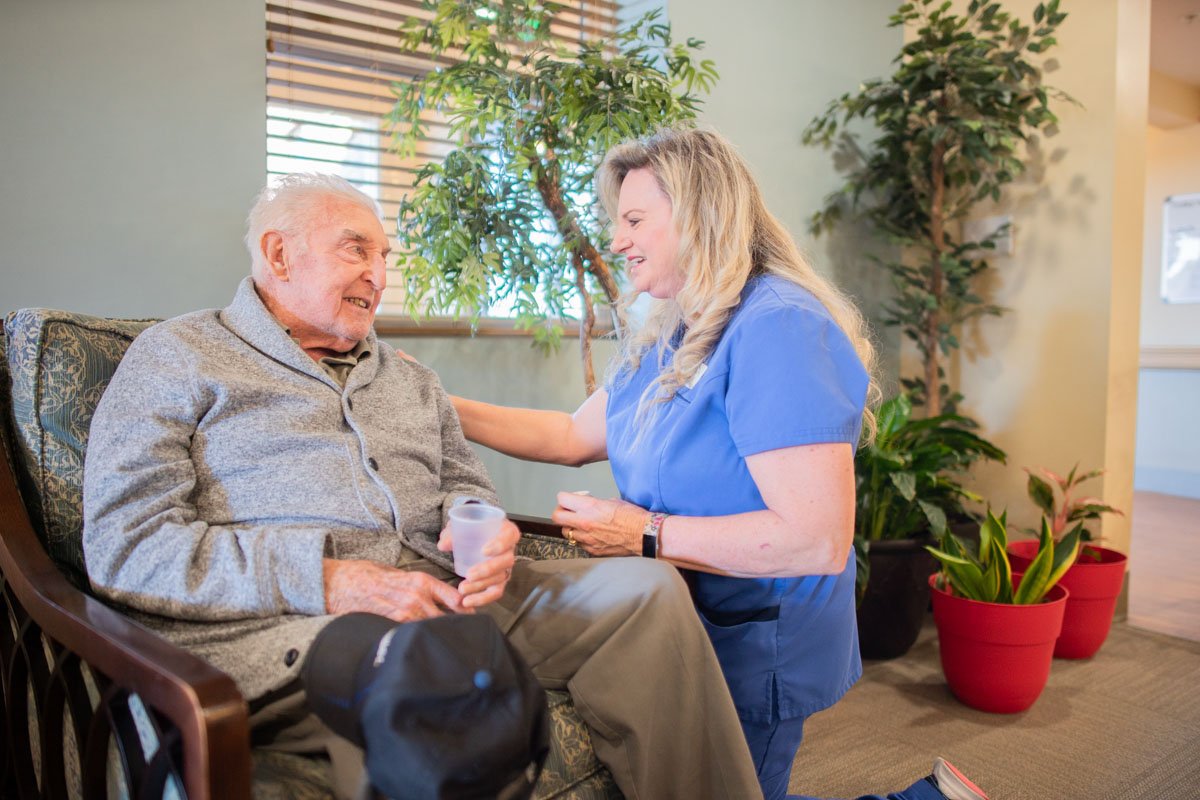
left=254, top=555, right=762, bottom=800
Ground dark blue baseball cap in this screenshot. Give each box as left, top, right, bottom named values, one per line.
left=302, top=613, right=549, bottom=799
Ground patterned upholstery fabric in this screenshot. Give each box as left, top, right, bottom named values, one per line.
left=3, top=309, right=156, bottom=589
left=517, top=532, right=591, bottom=562
left=0, top=328, right=14, bottom=469
left=1, top=308, right=620, bottom=800
left=251, top=751, right=337, bottom=800
left=535, top=690, right=621, bottom=799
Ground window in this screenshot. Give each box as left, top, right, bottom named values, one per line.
left=265, top=0, right=620, bottom=325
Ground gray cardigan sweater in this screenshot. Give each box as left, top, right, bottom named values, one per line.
left=82, top=278, right=498, bottom=699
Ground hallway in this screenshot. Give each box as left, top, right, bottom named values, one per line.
left=1128, top=490, right=1200, bottom=643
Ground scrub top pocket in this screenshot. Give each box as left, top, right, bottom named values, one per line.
left=696, top=603, right=780, bottom=724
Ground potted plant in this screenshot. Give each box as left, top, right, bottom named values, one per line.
left=927, top=510, right=1081, bottom=713
left=854, top=393, right=1005, bottom=659
left=388, top=1, right=718, bottom=393
left=1008, top=465, right=1126, bottom=659
left=803, top=0, right=1071, bottom=415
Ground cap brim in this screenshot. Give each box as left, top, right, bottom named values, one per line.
left=301, top=612, right=399, bottom=746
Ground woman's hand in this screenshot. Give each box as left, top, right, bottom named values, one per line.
left=437, top=519, right=520, bottom=608
left=552, top=492, right=650, bottom=557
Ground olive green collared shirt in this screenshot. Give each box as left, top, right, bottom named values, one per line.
left=313, top=339, right=372, bottom=388
left=286, top=336, right=372, bottom=388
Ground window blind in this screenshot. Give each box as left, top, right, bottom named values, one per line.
left=265, top=0, right=620, bottom=317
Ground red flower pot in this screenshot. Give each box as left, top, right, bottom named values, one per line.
left=929, top=574, right=1068, bottom=713
left=1008, top=540, right=1128, bottom=659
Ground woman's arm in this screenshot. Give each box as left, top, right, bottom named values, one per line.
left=451, top=388, right=609, bottom=467
left=552, top=442, right=855, bottom=577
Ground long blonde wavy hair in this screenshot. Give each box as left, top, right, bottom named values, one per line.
left=598, top=127, right=880, bottom=444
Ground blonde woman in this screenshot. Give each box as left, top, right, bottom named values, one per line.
left=450, top=128, right=987, bottom=800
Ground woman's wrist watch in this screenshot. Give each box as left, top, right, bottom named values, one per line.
left=642, top=512, right=668, bottom=558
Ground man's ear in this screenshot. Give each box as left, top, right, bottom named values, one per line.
left=262, top=231, right=289, bottom=281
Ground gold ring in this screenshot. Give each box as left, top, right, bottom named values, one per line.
left=565, top=528, right=577, bottom=545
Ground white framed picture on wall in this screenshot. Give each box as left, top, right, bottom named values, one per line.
left=1163, top=192, right=1200, bottom=304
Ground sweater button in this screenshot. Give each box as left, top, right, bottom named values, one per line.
left=284, top=648, right=300, bottom=667
left=368, top=457, right=379, bottom=470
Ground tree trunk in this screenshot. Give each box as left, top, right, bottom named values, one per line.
left=572, top=252, right=598, bottom=395
left=924, top=142, right=947, bottom=417
left=530, top=151, right=621, bottom=307
left=531, top=148, right=621, bottom=391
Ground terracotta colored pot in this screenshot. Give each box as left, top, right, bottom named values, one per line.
left=1008, top=540, right=1128, bottom=659
left=929, top=574, right=1068, bottom=713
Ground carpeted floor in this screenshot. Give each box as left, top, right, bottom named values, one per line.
left=788, top=620, right=1200, bottom=799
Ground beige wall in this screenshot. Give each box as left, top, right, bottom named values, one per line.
left=667, top=0, right=905, bottom=389
left=1149, top=69, right=1200, bottom=131
left=903, top=0, right=1149, bottom=553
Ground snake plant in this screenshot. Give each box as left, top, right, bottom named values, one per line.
left=927, top=509, right=1081, bottom=605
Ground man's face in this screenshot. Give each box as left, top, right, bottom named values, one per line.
left=272, top=198, right=390, bottom=354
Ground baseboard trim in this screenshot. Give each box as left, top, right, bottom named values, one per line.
left=1140, top=346, right=1200, bottom=370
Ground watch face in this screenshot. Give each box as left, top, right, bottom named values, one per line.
left=642, top=532, right=658, bottom=559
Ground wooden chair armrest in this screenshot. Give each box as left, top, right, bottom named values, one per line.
left=510, top=512, right=595, bottom=563
left=508, top=512, right=565, bottom=539
left=0, top=450, right=251, bottom=799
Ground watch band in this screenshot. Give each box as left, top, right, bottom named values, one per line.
left=642, top=512, right=668, bottom=559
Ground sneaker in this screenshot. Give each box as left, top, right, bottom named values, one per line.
left=930, top=757, right=989, bottom=800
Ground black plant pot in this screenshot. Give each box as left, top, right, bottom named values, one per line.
left=856, top=538, right=937, bottom=660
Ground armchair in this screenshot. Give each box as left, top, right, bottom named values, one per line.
left=0, top=309, right=618, bottom=799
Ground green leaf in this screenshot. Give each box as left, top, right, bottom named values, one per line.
left=890, top=471, right=918, bottom=501
left=918, top=500, right=948, bottom=536
left=1014, top=517, right=1054, bottom=604
left=875, top=393, right=913, bottom=440
left=929, top=544, right=987, bottom=599
left=1047, top=521, right=1082, bottom=587
left=1026, top=473, right=1056, bottom=515
left=929, top=529, right=995, bottom=601
left=990, top=508, right=1010, bottom=552
left=987, top=526, right=1013, bottom=602
left=1067, top=502, right=1122, bottom=520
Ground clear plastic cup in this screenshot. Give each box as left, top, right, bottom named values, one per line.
left=449, top=503, right=506, bottom=578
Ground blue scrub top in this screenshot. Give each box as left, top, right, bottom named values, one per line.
left=606, top=275, right=867, bottom=724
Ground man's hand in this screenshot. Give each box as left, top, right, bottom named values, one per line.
left=438, top=518, right=520, bottom=609
left=323, top=559, right=467, bottom=622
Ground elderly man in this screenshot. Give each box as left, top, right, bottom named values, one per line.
left=82, top=173, right=761, bottom=799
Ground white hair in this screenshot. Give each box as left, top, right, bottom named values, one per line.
left=244, top=173, right=382, bottom=274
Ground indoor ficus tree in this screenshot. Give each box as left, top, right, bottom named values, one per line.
left=803, top=0, right=1071, bottom=416
left=389, top=0, right=717, bottom=394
